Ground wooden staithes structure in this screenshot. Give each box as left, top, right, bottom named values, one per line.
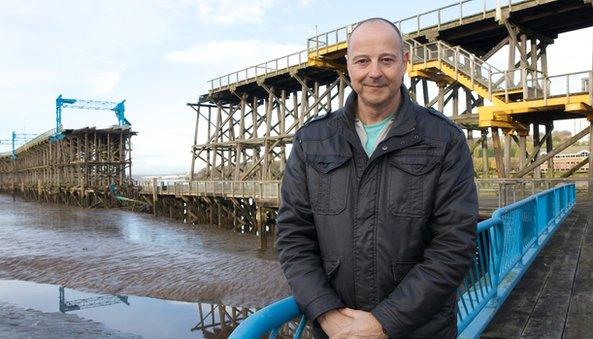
left=160, top=0, right=592, bottom=248
left=0, top=127, right=136, bottom=208
left=2, top=1, right=592, bottom=250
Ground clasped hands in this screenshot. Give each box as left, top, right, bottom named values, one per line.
left=318, top=308, right=388, bottom=339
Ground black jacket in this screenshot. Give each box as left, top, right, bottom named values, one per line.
left=276, top=86, right=478, bottom=338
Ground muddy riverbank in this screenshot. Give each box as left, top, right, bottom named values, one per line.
left=0, top=194, right=290, bottom=308
left=0, top=300, right=140, bottom=339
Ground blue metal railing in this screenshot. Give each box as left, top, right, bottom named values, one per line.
left=230, top=183, right=576, bottom=339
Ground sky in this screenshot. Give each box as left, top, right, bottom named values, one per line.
left=0, top=0, right=591, bottom=175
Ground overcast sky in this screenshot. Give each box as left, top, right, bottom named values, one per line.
left=0, top=0, right=591, bottom=175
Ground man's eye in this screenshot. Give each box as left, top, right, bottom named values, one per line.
left=381, top=58, right=395, bottom=63
left=355, top=59, right=369, bottom=65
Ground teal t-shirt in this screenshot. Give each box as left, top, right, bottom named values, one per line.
left=363, top=115, right=393, bottom=156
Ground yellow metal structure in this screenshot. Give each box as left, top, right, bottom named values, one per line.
left=306, top=38, right=593, bottom=132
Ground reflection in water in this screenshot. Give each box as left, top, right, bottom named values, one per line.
left=190, top=303, right=312, bottom=339
left=0, top=194, right=296, bottom=336
left=59, top=286, right=130, bottom=313
left=192, top=303, right=253, bottom=338
left=0, top=279, right=311, bottom=338
left=1, top=279, right=246, bottom=338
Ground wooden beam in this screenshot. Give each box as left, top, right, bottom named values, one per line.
left=492, top=128, right=506, bottom=178
left=482, top=37, right=510, bottom=61
left=561, top=156, right=590, bottom=178
left=515, top=126, right=591, bottom=178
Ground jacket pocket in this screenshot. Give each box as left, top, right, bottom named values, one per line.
left=306, top=154, right=351, bottom=215
left=388, top=155, right=439, bottom=217
left=392, top=261, right=418, bottom=285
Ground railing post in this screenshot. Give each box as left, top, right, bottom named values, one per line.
left=335, top=29, right=338, bottom=48
left=470, top=54, right=475, bottom=88
left=483, top=0, right=486, bottom=18
left=522, top=67, right=528, bottom=99
left=544, top=76, right=548, bottom=105
left=589, top=71, right=593, bottom=106
left=315, top=36, right=319, bottom=57
left=488, top=65, right=493, bottom=100
left=437, top=43, right=442, bottom=68
left=423, top=43, right=428, bottom=67
left=438, top=9, right=441, bottom=30
left=455, top=47, right=459, bottom=79
left=566, top=74, right=570, bottom=101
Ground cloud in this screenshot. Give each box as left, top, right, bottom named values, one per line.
left=297, top=0, right=312, bottom=9
left=0, top=68, right=58, bottom=87
left=89, top=70, right=123, bottom=95
left=195, top=0, right=275, bottom=26
left=163, top=38, right=303, bottom=77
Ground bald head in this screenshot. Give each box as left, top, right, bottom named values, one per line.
left=347, top=18, right=405, bottom=56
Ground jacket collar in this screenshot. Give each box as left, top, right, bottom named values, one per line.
left=329, top=84, right=417, bottom=138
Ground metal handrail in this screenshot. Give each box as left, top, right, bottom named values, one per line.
left=525, top=70, right=593, bottom=102
left=210, top=0, right=534, bottom=93
left=306, top=0, right=528, bottom=57
left=0, top=129, right=56, bottom=159
left=138, top=179, right=282, bottom=202
left=208, top=50, right=308, bottom=91
left=407, top=39, right=507, bottom=99
left=229, top=183, right=576, bottom=339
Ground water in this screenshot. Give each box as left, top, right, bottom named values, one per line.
left=0, top=193, right=290, bottom=336
left=0, top=279, right=251, bottom=338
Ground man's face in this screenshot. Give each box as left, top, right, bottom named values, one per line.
left=346, top=21, right=409, bottom=113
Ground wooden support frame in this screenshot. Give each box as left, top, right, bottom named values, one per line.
left=0, top=127, right=136, bottom=208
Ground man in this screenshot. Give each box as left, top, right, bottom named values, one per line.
left=277, top=18, right=477, bottom=338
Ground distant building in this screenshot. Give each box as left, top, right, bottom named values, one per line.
left=540, top=146, right=590, bottom=173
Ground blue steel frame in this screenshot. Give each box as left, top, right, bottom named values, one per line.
left=52, top=95, right=130, bottom=141
left=229, top=183, right=576, bottom=339
left=0, top=131, right=39, bottom=160
left=11, top=131, right=16, bottom=160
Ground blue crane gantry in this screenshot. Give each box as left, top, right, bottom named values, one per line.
left=52, top=94, right=130, bottom=141
left=0, top=131, right=38, bottom=159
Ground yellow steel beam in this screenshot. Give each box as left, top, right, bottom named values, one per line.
left=307, top=57, right=346, bottom=72
left=407, top=68, right=453, bottom=84
left=478, top=94, right=593, bottom=115
left=308, top=42, right=348, bottom=60
left=478, top=94, right=592, bottom=129
left=479, top=119, right=528, bottom=130
left=478, top=110, right=528, bottom=130
left=565, top=102, right=591, bottom=113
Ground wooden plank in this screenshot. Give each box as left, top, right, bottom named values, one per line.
left=482, top=209, right=584, bottom=338
left=563, top=203, right=593, bottom=339
left=520, top=209, right=584, bottom=338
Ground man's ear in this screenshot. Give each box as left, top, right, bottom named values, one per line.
left=402, top=50, right=410, bottom=64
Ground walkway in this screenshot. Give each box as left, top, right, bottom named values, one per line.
left=482, top=198, right=593, bottom=338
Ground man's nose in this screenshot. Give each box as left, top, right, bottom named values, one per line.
left=368, top=61, right=382, bottom=79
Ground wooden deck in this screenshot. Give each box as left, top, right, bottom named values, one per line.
left=481, top=198, right=593, bottom=339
